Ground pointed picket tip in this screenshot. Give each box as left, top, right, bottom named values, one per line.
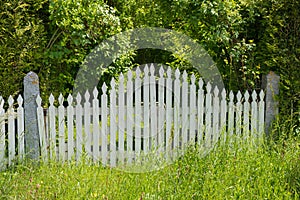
left=67, top=94, right=73, bottom=104
left=206, top=82, right=212, bottom=92
left=49, top=94, right=55, bottom=105
left=259, top=90, right=265, bottom=100
left=144, top=63, right=149, bottom=68
left=237, top=91, right=242, bottom=101
left=17, top=95, right=23, bottom=106
left=182, top=70, right=188, bottom=81
left=251, top=90, right=257, bottom=100
left=0, top=96, right=4, bottom=108
left=111, top=78, right=116, bottom=88
left=102, top=82, right=107, bottom=93
left=150, top=63, right=155, bottom=75
left=221, top=88, right=226, bottom=99
left=76, top=93, right=82, bottom=104
left=58, top=93, right=64, bottom=105
left=127, top=70, right=132, bottom=79
left=84, top=90, right=90, bottom=101
left=144, top=64, right=149, bottom=74
left=191, top=73, right=196, bottom=84
left=119, top=77, right=124, bottom=90
left=175, top=68, right=180, bottom=79
left=8, top=95, right=14, bottom=106
left=199, top=78, right=204, bottom=88
left=167, top=67, right=172, bottom=78
left=144, top=66, right=149, bottom=81
left=229, top=90, right=234, bottom=101
left=159, top=66, right=164, bottom=77
left=36, top=95, right=42, bottom=106
left=119, top=72, right=124, bottom=80
left=93, top=87, right=99, bottom=98
left=136, top=67, right=141, bottom=77
left=213, top=86, right=219, bottom=96
left=244, top=90, right=250, bottom=100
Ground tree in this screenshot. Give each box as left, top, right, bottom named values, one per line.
left=42, top=0, right=124, bottom=98
left=0, top=0, right=48, bottom=99
left=0, top=0, right=298, bottom=135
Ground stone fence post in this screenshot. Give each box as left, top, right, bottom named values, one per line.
left=262, top=71, right=280, bottom=135
left=24, top=72, right=40, bottom=160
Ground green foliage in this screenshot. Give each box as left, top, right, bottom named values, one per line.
left=250, top=0, right=300, bottom=132
left=112, top=0, right=260, bottom=90
left=42, top=0, right=123, bottom=98
left=0, top=0, right=298, bottom=133
left=0, top=135, right=299, bottom=199
left=0, top=0, right=48, bottom=99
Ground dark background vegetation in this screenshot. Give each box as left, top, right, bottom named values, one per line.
left=0, top=0, right=299, bottom=136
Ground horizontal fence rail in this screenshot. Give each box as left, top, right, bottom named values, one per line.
left=0, top=64, right=266, bottom=169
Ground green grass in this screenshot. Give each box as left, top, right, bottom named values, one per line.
left=0, top=136, right=299, bottom=199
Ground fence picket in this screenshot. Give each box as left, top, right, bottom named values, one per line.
left=118, top=74, right=125, bottom=164
left=92, top=88, right=99, bottom=162
left=67, top=94, right=74, bottom=161
left=165, top=67, right=172, bottom=155
left=213, top=87, right=220, bottom=142
left=0, top=97, right=5, bottom=167
left=258, top=90, right=265, bottom=138
left=58, top=94, right=65, bottom=162
left=251, top=91, right=258, bottom=139
left=110, top=78, right=117, bottom=167
left=228, top=91, right=234, bottom=139
left=174, top=69, right=181, bottom=152
left=205, top=83, right=212, bottom=146
left=134, top=68, right=142, bottom=156
left=17, top=95, right=24, bottom=160
left=243, top=91, right=250, bottom=139
left=84, top=91, right=91, bottom=159
left=143, top=65, right=150, bottom=153
left=197, top=79, right=204, bottom=145
left=49, top=94, right=56, bottom=160
left=150, top=64, right=157, bottom=149
left=126, top=71, right=133, bottom=164
left=189, top=74, right=196, bottom=143
left=182, top=71, right=188, bottom=147
left=236, top=92, right=242, bottom=137
left=36, top=95, right=47, bottom=161
left=158, top=67, right=165, bottom=153
left=101, top=84, right=108, bottom=165
left=220, top=89, right=227, bottom=143
left=75, top=93, right=83, bottom=162
left=8, top=96, right=15, bottom=165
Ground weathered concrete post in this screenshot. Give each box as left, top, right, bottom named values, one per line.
left=262, top=71, right=280, bottom=135
left=24, top=72, right=40, bottom=160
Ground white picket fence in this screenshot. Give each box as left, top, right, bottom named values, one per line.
left=0, top=64, right=265, bottom=168
left=0, top=95, right=24, bottom=168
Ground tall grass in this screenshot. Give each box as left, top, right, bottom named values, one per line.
left=0, top=134, right=299, bottom=199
